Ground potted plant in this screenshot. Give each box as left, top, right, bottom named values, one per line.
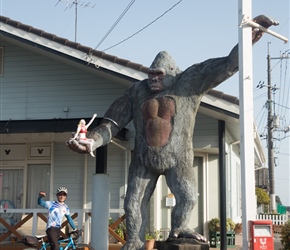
left=145, top=230, right=160, bottom=250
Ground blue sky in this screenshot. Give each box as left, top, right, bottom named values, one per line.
left=1, top=0, right=289, bottom=205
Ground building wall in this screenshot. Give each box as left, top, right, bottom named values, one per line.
left=0, top=139, right=129, bottom=212
left=193, top=113, right=219, bottom=149
left=207, top=154, right=219, bottom=220
left=0, top=41, right=126, bottom=120
left=53, top=141, right=128, bottom=211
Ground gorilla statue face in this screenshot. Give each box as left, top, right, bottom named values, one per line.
left=148, top=67, right=166, bottom=92
left=148, top=51, right=181, bottom=93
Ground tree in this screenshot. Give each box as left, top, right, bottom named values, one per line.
left=256, top=187, right=270, bottom=208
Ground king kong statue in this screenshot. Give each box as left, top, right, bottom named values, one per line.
left=67, top=15, right=278, bottom=250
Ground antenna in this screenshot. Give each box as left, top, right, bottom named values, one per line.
left=55, top=0, right=95, bottom=42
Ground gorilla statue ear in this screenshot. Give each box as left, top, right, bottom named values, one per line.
left=150, top=51, right=182, bottom=76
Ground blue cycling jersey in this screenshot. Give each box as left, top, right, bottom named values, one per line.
left=38, top=197, right=76, bottom=230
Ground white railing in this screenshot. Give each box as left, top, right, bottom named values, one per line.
left=256, top=214, right=288, bottom=225
left=0, top=208, right=124, bottom=244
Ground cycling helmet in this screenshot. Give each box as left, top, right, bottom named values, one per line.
left=57, top=187, right=68, bottom=195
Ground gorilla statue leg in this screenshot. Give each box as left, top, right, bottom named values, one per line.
left=121, top=161, right=159, bottom=250
left=166, top=164, right=206, bottom=242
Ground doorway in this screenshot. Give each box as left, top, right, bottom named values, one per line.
left=189, top=156, right=204, bottom=234
left=27, top=164, right=50, bottom=208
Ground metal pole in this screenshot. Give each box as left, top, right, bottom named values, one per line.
left=91, top=174, right=110, bottom=250
left=238, top=1, right=257, bottom=249
left=267, top=44, right=276, bottom=213
left=218, top=120, right=227, bottom=250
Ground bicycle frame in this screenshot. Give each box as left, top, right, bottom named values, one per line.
left=39, top=235, right=77, bottom=250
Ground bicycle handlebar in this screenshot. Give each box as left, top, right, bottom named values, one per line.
left=68, top=229, right=83, bottom=241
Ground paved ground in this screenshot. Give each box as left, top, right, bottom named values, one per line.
left=274, top=233, right=282, bottom=250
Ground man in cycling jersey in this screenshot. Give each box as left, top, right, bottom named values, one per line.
left=38, top=187, right=76, bottom=250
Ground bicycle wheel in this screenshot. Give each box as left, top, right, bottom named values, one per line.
left=74, top=243, right=95, bottom=250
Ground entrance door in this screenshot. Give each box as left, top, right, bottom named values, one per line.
left=27, top=164, right=50, bottom=208
left=189, top=156, right=204, bottom=234
left=0, top=169, right=23, bottom=208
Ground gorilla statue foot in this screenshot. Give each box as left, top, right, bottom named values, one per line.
left=121, top=239, right=144, bottom=250
left=170, top=228, right=207, bottom=242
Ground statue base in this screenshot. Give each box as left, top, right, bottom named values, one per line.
left=156, top=238, right=209, bottom=250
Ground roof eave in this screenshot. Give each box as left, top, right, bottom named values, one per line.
left=0, top=20, right=148, bottom=82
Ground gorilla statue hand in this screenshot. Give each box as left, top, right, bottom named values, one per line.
left=252, top=15, right=279, bottom=43
left=66, top=139, right=89, bottom=154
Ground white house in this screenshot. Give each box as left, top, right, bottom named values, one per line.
left=0, top=15, right=265, bottom=242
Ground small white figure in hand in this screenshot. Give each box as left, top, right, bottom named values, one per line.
left=71, top=113, right=97, bottom=157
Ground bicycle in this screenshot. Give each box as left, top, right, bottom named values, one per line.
left=22, top=229, right=95, bottom=250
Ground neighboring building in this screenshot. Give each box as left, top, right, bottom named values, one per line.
left=0, top=15, right=265, bottom=240
left=286, top=206, right=290, bottom=220
left=255, top=168, right=269, bottom=190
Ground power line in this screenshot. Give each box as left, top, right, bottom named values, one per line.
left=94, top=0, right=136, bottom=50
left=274, top=102, right=290, bottom=110
left=101, top=0, right=183, bottom=52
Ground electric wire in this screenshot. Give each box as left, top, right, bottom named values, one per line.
left=255, top=105, right=267, bottom=136
left=102, top=0, right=183, bottom=52
left=94, top=0, right=136, bottom=50
left=274, top=102, right=290, bottom=110
left=254, top=92, right=267, bottom=101
left=282, top=60, right=289, bottom=119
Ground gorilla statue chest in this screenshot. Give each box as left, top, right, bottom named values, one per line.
left=141, top=96, right=175, bottom=147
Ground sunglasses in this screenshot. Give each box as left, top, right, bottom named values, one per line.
left=57, top=193, right=67, bottom=197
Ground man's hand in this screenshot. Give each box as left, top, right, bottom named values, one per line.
left=39, top=191, right=46, bottom=197
left=252, top=15, right=279, bottom=43
left=66, top=139, right=90, bottom=154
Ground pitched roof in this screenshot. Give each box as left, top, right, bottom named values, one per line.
left=0, top=15, right=239, bottom=107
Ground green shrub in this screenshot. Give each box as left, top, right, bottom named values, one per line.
left=208, top=217, right=235, bottom=232
left=256, top=187, right=270, bottom=208
left=109, top=217, right=126, bottom=239
left=280, top=220, right=290, bottom=250
left=145, top=229, right=162, bottom=240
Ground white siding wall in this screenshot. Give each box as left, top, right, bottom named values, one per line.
left=207, top=155, right=219, bottom=220
left=193, top=113, right=218, bottom=149
left=0, top=41, right=127, bottom=120
left=53, top=142, right=91, bottom=208
left=53, top=141, right=128, bottom=211
left=107, top=143, right=127, bottom=210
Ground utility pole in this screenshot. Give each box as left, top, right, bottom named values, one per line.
left=266, top=44, right=289, bottom=213
left=267, top=43, right=276, bottom=213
